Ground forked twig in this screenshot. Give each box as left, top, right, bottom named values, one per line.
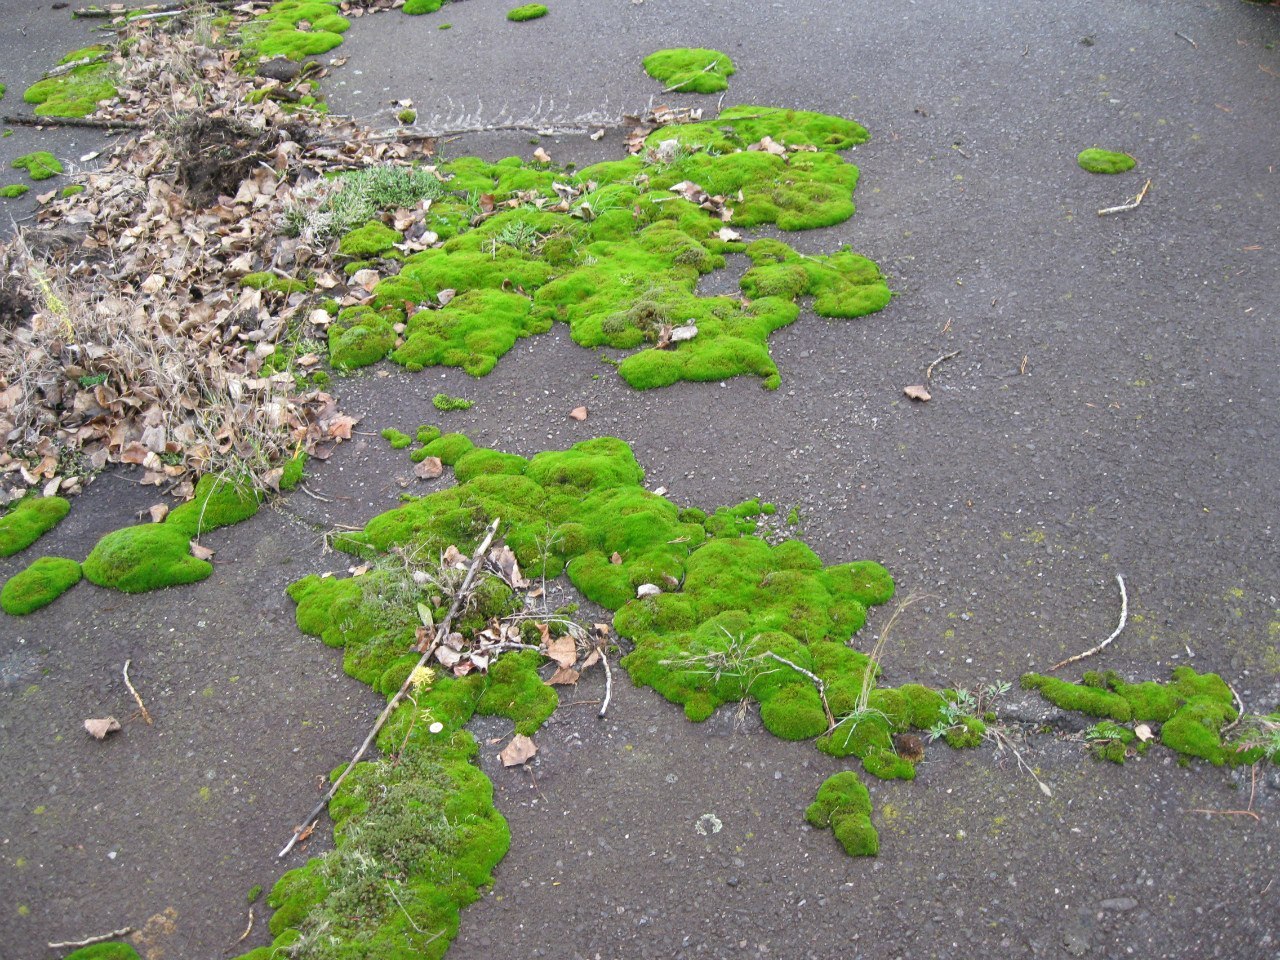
left=1049, top=574, right=1127, bottom=671
left=122, top=659, right=153, bottom=724
left=1098, top=179, right=1152, bottom=216
left=277, top=517, right=501, bottom=858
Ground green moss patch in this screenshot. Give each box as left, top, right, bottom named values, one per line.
left=1077, top=148, right=1136, bottom=174
left=0, top=495, right=70, bottom=557
left=238, top=0, right=350, bottom=61
left=1, top=556, right=82, bottom=615
left=805, top=772, right=878, bottom=857
left=507, top=3, right=548, bottom=21
left=338, top=220, right=404, bottom=258
left=403, top=0, right=445, bottom=12
left=24, top=51, right=117, bottom=118
left=1023, top=667, right=1238, bottom=765
left=643, top=48, right=735, bottom=94
left=64, top=944, right=140, bottom=960
left=61, top=184, right=85, bottom=198
left=0, top=184, right=29, bottom=199
left=12, top=151, right=62, bottom=181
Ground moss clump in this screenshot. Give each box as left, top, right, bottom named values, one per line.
left=398, top=108, right=417, bottom=124
left=0, top=184, right=29, bottom=198
left=167, top=473, right=263, bottom=538
left=12, top=151, right=63, bottom=181
left=327, top=305, right=397, bottom=370
left=506, top=3, right=548, bottom=20
left=1022, top=667, right=1238, bottom=764
left=805, top=772, right=878, bottom=857
left=83, top=523, right=212, bottom=593
left=432, top=393, right=473, bottom=411
left=403, top=0, right=444, bottom=12
left=240, top=272, right=312, bottom=294
left=1, top=556, right=82, bottom=615
left=1077, top=148, right=1136, bottom=174
left=63, top=945, right=141, bottom=960
left=60, top=184, right=85, bottom=198
left=642, top=48, right=735, bottom=94
left=237, top=0, right=350, bottom=61
left=381, top=427, right=414, bottom=449
left=0, top=495, right=70, bottom=557
left=24, top=54, right=117, bottom=117
left=338, top=220, right=404, bottom=258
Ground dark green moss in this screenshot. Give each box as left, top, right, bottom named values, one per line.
left=0, top=495, right=70, bottom=556
left=805, top=772, right=878, bottom=857
left=506, top=3, right=548, bottom=21
left=642, top=48, right=735, bottom=94
left=1, top=556, right=82, bottom=615
left=63, top=945, right=141, bottom=960
left=1077, top=148, right=1135, bottom=174
left=12, top=151, right=63, bottom=181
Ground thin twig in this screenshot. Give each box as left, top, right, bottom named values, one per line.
left=598, top=650, right=613, bottom=719
left=2, top=114, right=140, bottom=130
left=297, top=483, right=331, bottom=502
left=48, top=928, right=133, bottom=950
left=1188, top=807, right=1261, bottom=822
left=761, top=651, right=834, bottom=730
left=1049, top=574, right=1127, bottom=671
left=1222, top=679, right=1244, bottom=734
left=987, top=725, right=1053, bottom=797
left=278, top=517, right=501, bottom=858
left=1098, top=179, right=1152, bottom=216
left=1174, top=31, right=1198, bottom=49
left=122, top=659, right=153, bottom=725
left=43, top=55, right=112, bottom=78
left=925, top=350, right=961, bottom=385
left=234, top=908, right=254, bottom=944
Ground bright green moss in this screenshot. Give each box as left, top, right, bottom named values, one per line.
left=394, top=289, right=544, bottom=377
left=328, top=305, right=397, bottom=370
left=238, top=0, right=350, bottom=61
left=506, top=3, right=548, bottom=21
left=805, top=772, right=878, bottom=857
left=339, top=220, right=403, bottom=258
left=240, top=272, right=312, bottom=294
left=642, top=48, right=735, bottom=93
left=0, top=83, right=5, bottom=100
left=432, top=393, right=473, bottom=411
left=12, top=151, right=63, bottom=181
left=167, top=473, right=263, bottom=538
left=24, top=58, right=117, bottom=117
left=420, top=432, right=474, bottom=465
left=0, top=495, right=70, bottom=557
left=645, top=105, right=869, bottom=154
left=280, top=453, right=306, bottom=490
left=60, top=184, right=85, bottom=198
left=0, top=184, right=27, bottom=199
left=1077, top=148, right=1136, bottom=174
left=403, top=0, right=444, bottom=12
left=83, top=523, right=212, bottom=593
left=63, top=944, right=141, bottom=960
left=1, top=556, right=82, bottom=615
left=381, top=427, right=414, bottom=449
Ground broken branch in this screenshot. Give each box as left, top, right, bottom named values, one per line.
left=2, top=114, right=140, bottom=130
left=122, top=658, right=153, bottom=725
left=1049, top=574, right=1128, bottom=672
left=277, top=517, right=501, bottom=859
left=1098, top=178, right=1152, bottom=216
left=925, top=349, right=961, bottom=385
left=761, top=651, right=834, bottom=730
left=48, top=928, right=133, bottom=950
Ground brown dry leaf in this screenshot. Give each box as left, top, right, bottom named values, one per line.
left=610, top=551, right=623, bottom=565
left=189, top=541, right=215, bottom=560
left=328, top=414, right=358, bottom=439
left=1134, top=723, right=1154, bottom=743
left=148, top=503, right=169, bottom=523
left=435, top=645, right=463, bottom=668
left=717, top=226, right=742, bottom=242
left=903, top=384, right=931, bottom=402
left=414, top=456, right=443, bottom=480
left=581, top=649, right=601, bottom=669
left=569, top=406, right=588, bottom=421
left=532, top=146, right=551, bottom=164
left=547, top=665, right=580, bottom=686
left=544, top=633, right=577, bottom=669
left=490, top=544, right=530, bottom=588
left=499, top=733, right=537, bottom=767
left=84, top=717, right=121, bottom=740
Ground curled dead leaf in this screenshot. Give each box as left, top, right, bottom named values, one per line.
left=500, top=733, right=537, bottom=766
left=569, top=406, right=588, bottom=421
left=903, top=384, right=931, bottom=402
left=414, top=456, right=443, bottom=480
left=547, top=665, right=580, bottom=686
left=1134, top=723, right=1154, bottom=743
left=189, top=541, right=215, bottom=561
left=532, top=146, right=551, bottom=164
left=84, top=717, right=121, bottom=740
left=148, top=504, right=169, bottom=523
left=545, top=633, right=577, bottom=669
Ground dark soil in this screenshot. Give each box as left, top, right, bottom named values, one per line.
left=3, top=0, right=1279, bottom=958
left=172, top=114, right=297, bottom=208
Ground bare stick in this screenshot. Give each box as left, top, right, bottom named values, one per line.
left=761, top=651, right=834, bottom=730
left=1098, top=179, right=1152, bottom=216
left=234, top=908, right=254, bottom=944
left=48, top=928, right=133, bottom=950
left=2, top=114, right=140, bottom=130
left=597, top=650, right=613, bottom=719
left=297, top=483, right=331, bottom=502
left=1049, top=574, right=1127, bottom=672
left=1222, top=679, right=1244, bottom=734
left=925, top=350, right=961, bottom=385
left=43, top=55, right=111, bottom=78
left=278, top=517, right=501, bottom=858
left=122, top=659, right=153, bottom=725
left=1174, top=31, right=1198, bottom=48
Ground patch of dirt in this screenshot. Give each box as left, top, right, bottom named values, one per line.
left=172, top=114, right=300, bottom=208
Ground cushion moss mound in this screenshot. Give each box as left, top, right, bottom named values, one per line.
left=1, top=185, right=30, bottom=199
left=1, top=556, right=82, bottom=615
left=1077, top=148, right=1135, bottom=174
left=0, top=495, right=70, bottom=556
left=643, top=48, right=735, bottom=94
left=805, top=772, right=878, bottom=857
left=24, top=48, right=117, bottom=117
left=238, top=0, right=350, bottom=61
left=507, top=3, right=548, bottom=20
left=63, top=945, right=140, bottom=960
left=12, top=151, right=63, bottom=181
left=318, top=105, right=889, bottom=388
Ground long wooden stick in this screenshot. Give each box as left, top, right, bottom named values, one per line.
left=277, top=517, right=501, bottom=859
left=48, top=928, right=132, bottom=949
left=597, top=651, right=613, bottom=719
left=1049, top=574, right=1127, bottom=671
left=2, top=114, right=140, bottom=130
